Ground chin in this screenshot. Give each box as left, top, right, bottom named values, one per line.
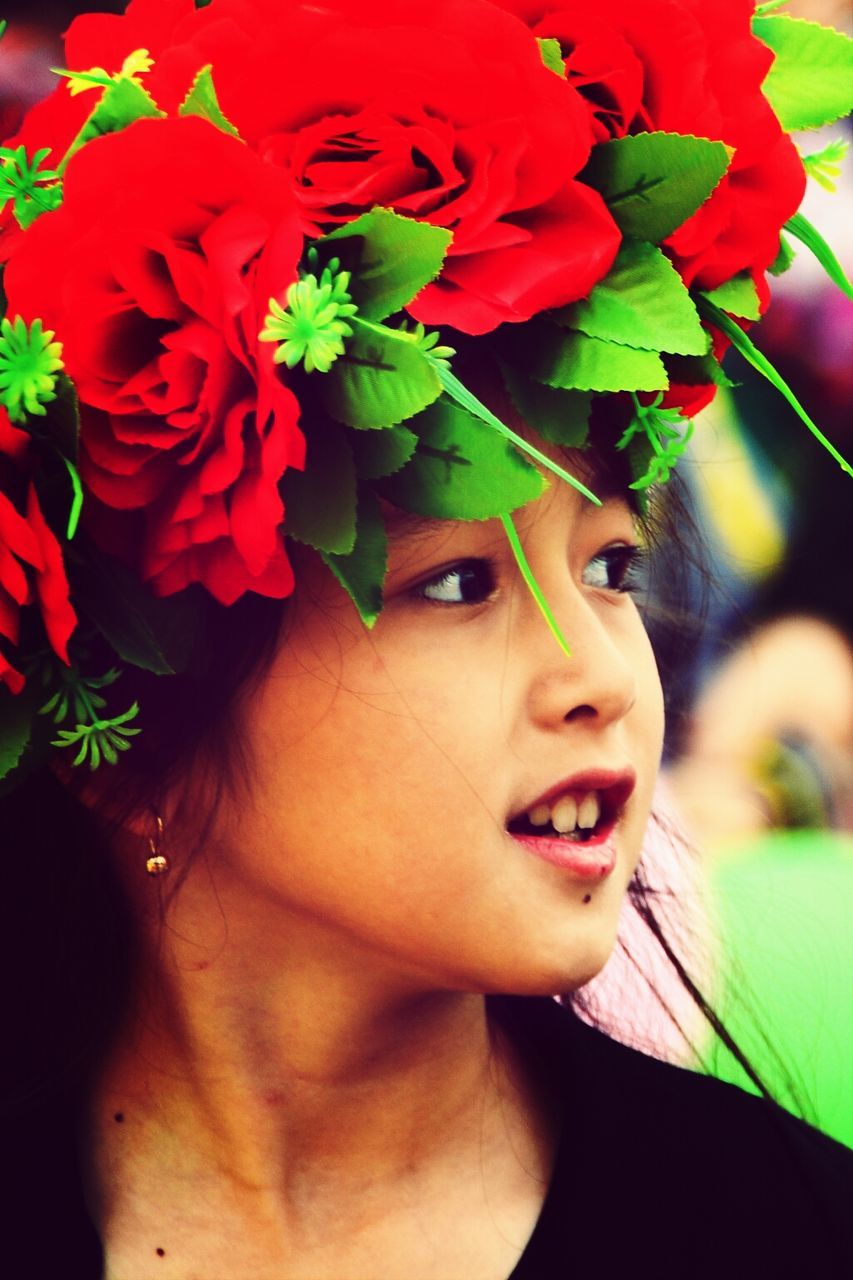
left=477, top=919, right=622, bottom=999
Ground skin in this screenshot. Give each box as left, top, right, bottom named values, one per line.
left=87, top=463, right=665, bottom=1279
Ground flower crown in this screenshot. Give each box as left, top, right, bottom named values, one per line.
left=0, top=0, right=851, bottom=782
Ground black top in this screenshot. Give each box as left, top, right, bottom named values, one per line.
left=6, top=996, right=852, bottom=1279
left=493, top=996, right=853, bottom=1278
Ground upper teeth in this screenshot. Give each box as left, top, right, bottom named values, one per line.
left=527, top=791, right=601, bottom=833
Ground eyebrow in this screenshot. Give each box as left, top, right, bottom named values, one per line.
left=380, top=506, right=447, bottom=540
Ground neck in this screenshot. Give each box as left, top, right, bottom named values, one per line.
left=86, top=865, right=551, bottom=1245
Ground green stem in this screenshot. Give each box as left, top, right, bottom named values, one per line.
left=62, top=456, right=83, bottom=538
left=500, top=513, right=571, bottom=658
left=698, top=297, right=853, bottom=479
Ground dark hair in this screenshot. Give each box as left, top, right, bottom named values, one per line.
left=0, top=586, right=288, bottom=1111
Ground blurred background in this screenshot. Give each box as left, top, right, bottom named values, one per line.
left=2, top=0, right=851, bottom=1141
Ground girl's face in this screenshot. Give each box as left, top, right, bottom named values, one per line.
left=217, top=466, right=665, bottom=996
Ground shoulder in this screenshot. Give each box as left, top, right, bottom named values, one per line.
left=491, top=995, right=853, bottom=1276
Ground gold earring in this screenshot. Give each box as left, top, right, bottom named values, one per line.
left=145, top=813, right=170, bottom=877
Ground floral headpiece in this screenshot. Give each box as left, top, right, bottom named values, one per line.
left=0, top=0, right=851, bottom=782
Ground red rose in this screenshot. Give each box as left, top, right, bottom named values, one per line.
left=201, top=0, right=622, bottom=333
left=0, top=411, right=77, bottom=693
left=495, top=0, right=805, bottom=289
left=4, top=116, right=305, bottom=605
left=23, top=0, right=620, bottom=336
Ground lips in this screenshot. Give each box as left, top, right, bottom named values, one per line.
left=506, top=768, right=637, bottom=844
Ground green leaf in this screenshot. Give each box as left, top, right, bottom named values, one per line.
left=665, top=352, right=735, bottom=390
left=752, top=16, right=853, bottom=130
left=538, top=37, right=565, bottom=77
left=697, top=296, right=853, bottom=479
left=581, top=132, right=731, bottom=244
left=433, top=363, right=600, bottom=504
left=0, top=688, right=32, bottom=781
left=321, top=208, right=452, bottom=322
left=700, top=271, right=763, bottom=321
left=71, top=543, right=200, bottom=674
left=379, top=398, right=545, bottom=520
left=350, top=425, right=417, bottom=480
left=768, top=230, right=796, bottom=277
left=178, top=65, right=241, bottom=139
left=61, top=78, right=164, bottom=171
left=500, top=363, right=590, bottom=447
left=320, top=316, right=442, bottom=430
left=532, top=327, right=668, bottom=394
left=281, top=418, right=357, bottom=555
left=557, top=240, right=708, bottom=356
left=321, top=488, right=387, bottom=628
left=784, top=211, right=853, bottom=301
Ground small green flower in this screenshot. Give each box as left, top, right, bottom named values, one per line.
left=0, top=316, right=65, bottom=422
left=51, top=701, right=141, bottom=770
left=399, top=320, right=456, bottom=370
left=260, top=255, right=358, bottom=373
left=0, top=144, right=62, bottom=229
left=39, top=661, right=141, bottom=769
left=618, top=393, right=693, bottom=490
left=801, top=138, right=849, bottom=194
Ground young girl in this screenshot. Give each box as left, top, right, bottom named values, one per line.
left=1, top=2, right=851, bottom=1276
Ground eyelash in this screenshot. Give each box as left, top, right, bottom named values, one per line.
left=416, top=559, right=497, bottom=605
left=414, top=545, right=646, bottom=606
left=583, top=544, right=647, bottom=595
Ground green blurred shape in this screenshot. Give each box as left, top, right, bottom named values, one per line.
left=703, top=830, right=853, bottom=1148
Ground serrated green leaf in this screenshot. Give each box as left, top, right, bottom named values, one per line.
left=320, top=316, right=442, bottom=430
left=0, top=688, right=32, bottom=780
left=581, top=132, right=730, bottom=245
left=379, top=398, right=545, bottom=520
left=321, top=488, right=387, bottom=627
left=61, top=78, right=164, bottom=171
left=321, top=208, right=452, bottom=322
left=532, top=328, right=668, bottom=394
left=538, top=37, right=565, bottom=77
left=700, top=271, right=762, bottom=321
left=558, top=240, right=708, bottom=355
left=768, top=230, right=796, bottom=277
left=698, top=296, right=853, bottom=479
left=281, top=418, right=357, bottom=555
left=752, top=16, right=853, bottom=130
left=623, top=435, right=655, bottom=513
left=70, top=543, right=200, bottom=674
left=501, top=363, right=590, bottom=447
left=350, top=426, right=417, bottom=480
left=178, top=64, right=241, bottom=139
left=433, top=363, right=600, bottom=504
left=785, top=211, right=853, bottom=301
left=665, top=352, right=736, bottom=389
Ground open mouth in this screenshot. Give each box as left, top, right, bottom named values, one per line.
left=506, top=774, right=635, bottom=846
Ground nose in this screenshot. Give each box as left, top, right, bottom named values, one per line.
left=523, top=586, right=639, bottom=732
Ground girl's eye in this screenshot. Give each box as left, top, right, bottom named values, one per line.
left=416, top=559, right=497, bottom=605
left=582, top=544, right=646, bottom=594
